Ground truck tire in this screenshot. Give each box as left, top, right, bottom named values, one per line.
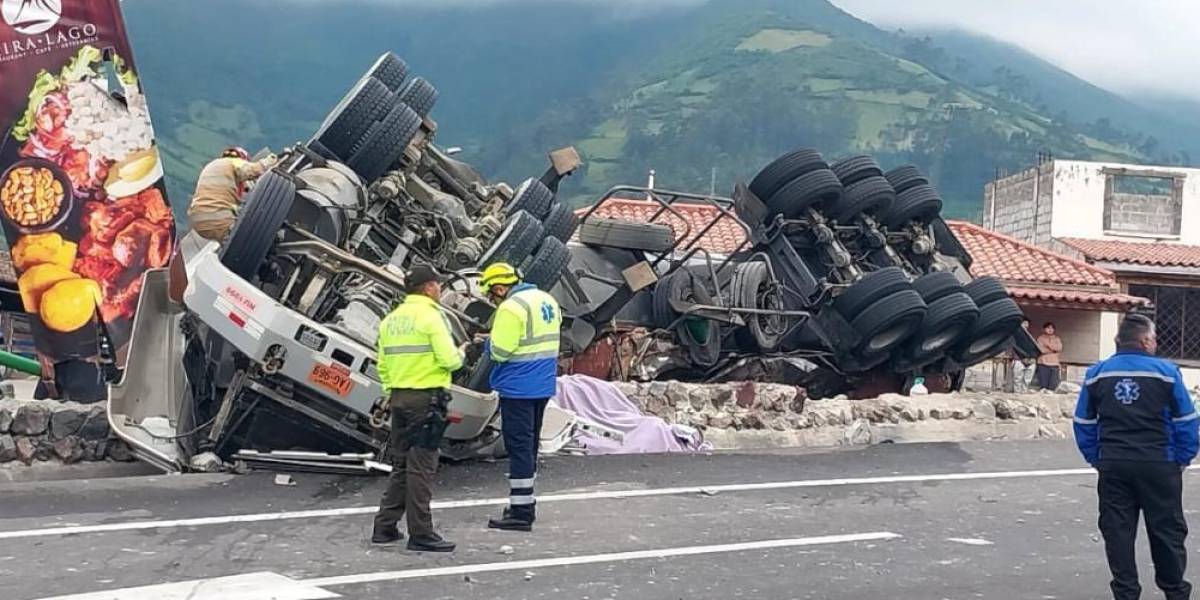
left=542, top=202, right=579, bottom=243
left=480, top=210, right=544, bottom=268
left=521, top=237, right=571, bottom=290
left=683, top=317, right=722, bottom=368
left=749, top=148, right=828, bottom=201
left=827, top=175, right=895, bottom=223
left=884, top=165, right=929, bottom=195
left=765, top=168, right=843, bottom=218
left=963, top=276, right=1008, bottom=307
left=912, top=271, right=962, bottom=304
left=398, top=77, right=438, bottom=118
left=368, top=52, right=409, bottom=92
left=220, top=171, right=296, bottom=280
left=834, top=267, right=911, bottom=317
left=311, top=77, right=392, bottom=162
left=347, top=103, right=423, bottom=183
left=955, top=297, right=1023, bottom=367
left=508, top=178, right=553, bottom=220
left=907, top=292, right=979, bottom=359
left=652, top=272, right=677, bottom=329
left=884, top=184, right=943, bottom=229
left=731, top=261, right=786, bottom=352
left=577, top=218, right=675, bottom=252
left=850, top=289, right=926, bottom=355
left=654, top=270, right=721, bottom=367
left=830, top=155, right=884, bottom=187
left=654, top=269, right=711, bottom=323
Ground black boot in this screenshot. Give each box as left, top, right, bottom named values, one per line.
left=488, top=507, right=534, bottom=532
left=371, top=525, right=403, bottom=544
left=407, top=533, right=456, bottom=553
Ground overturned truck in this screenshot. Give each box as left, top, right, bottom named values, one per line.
left=109, top=53, right=1036, bottom=471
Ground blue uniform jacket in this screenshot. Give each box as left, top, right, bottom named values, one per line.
left=1074, top=350, right=1199, bottom=466
left=487, top=284, right=558, bottom=400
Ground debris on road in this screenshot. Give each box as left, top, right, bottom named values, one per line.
left=498, top=545, right=515, bottom=555
left=946, top=538, right=994, bottom=546
left=188, top=452, right=223, bottom=473
left=274, top=474, right=296, bottom=487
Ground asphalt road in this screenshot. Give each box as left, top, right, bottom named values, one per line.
left=1, top=441, right=1195, bottom=599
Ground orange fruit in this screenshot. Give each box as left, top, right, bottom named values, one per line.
left=12, top=232, right=77, bottom=271
left=39, top=278, right=101, bottom=333
left=18, top=263, right=78, bottom=312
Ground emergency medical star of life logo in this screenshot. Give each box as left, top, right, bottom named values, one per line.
left=1114, top=378, right=1140, bottom=405
left=540, top=301, right=555, bottom=324
left=2, top=0, right=62, bottom=35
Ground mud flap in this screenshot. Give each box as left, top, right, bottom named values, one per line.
left=107, top=268, right=191, bottom=472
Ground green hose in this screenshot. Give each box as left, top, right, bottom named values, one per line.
left=0, top=350, right=41, bottom=376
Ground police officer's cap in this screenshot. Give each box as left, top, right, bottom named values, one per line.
left=406, top=265, right=444, bottom=292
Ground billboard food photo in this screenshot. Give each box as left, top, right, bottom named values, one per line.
left=0, top=0, right=174, bottom=370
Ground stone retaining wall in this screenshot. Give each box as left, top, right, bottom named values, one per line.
left=0, top=400, right=136, bottom=465
left=612, top=380, right=1075, bottom=450
left=0, top=381, right=1079, bottom=467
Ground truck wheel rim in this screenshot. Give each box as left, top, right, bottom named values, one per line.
left=866, top=321, right=912, bottom=353
left=968, top=330, right=1009, bottom=355
left=920, top=323, right=967, bottom=353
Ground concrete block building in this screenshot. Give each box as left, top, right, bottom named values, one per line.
left=983, top=158, right=1200, bottom=386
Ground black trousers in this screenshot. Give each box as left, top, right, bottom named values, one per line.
left=1035, top=364, right=1061, bottom=391
left=374, top=389, right=440, bottom=537
left=499, top=397, right=549, bottom=520
left=1098, top=460, right=1191, bottom=600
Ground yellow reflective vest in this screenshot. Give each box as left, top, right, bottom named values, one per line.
left=489, top=284, right=561, bottom=399
left=377, top=294, right=463, bottom=390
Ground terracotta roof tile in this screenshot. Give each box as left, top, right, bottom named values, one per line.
left=1006, top=287, right=1147, bottom=310
left=576, top=199, right=749, bottom=255
left=947, top=221, right=1116, bottom=287
left=1058, top=237, right=1200, bottom=269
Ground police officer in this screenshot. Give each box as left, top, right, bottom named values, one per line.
left=479, top=262, right=562, bottom=532
left=1074, top=312, right=1199, bottom=600
left=371, top=265, right=461, bottom=552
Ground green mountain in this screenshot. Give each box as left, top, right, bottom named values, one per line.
left=119, top=0, right=1199, bottom=221
left=904, top=28, right=1200, bottom=165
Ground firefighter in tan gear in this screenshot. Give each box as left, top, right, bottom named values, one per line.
left=370, top=265, right=461, bottom=553
left=186, top=147, right=277, bottom=241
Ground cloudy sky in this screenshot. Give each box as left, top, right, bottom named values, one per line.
left=830, top=0, right=1200, bottom=102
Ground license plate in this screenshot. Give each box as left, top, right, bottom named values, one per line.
left=308, top=363, right=354, bottom=397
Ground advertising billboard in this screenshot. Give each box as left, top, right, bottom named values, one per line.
left=0, top=0, right=173, bottom=379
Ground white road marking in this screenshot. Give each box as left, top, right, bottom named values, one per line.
left=0, top=466, right=1131, bottom=541
left=303, top=532, right=902, bottom=587
left=946, top=538, right=994, bottom=546
left=37, top=572, right=339, bottom=600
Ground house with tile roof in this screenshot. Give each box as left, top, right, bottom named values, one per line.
left=1058, top=236, right=1200, bottom=373
left=947, top=221, right=1147, bottom=384
left=983, top=158, right=1200, bottom=380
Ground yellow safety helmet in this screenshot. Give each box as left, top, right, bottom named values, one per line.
left=480, top=262, right=520, bottom=293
